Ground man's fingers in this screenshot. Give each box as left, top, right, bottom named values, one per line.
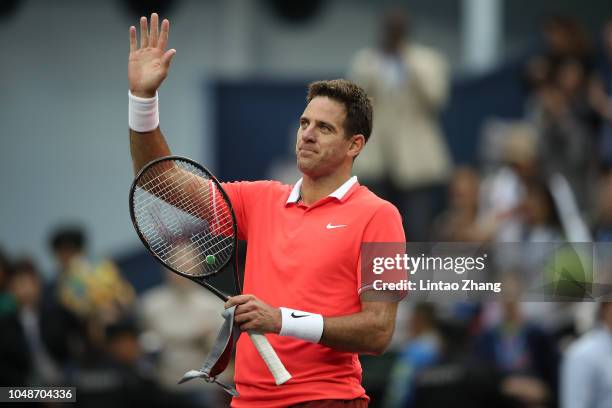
left=239, top=322, right=252, bottom=331
left=235, top=303, right=256, bottom=315
left=224, top=294, right=254, bottom=308
left=129, top=26, right=137, bottom=52
left=139, top=16, right=149, bottom=48
left=224, top=295, right=244, bottom=308
left=149, top=13, right=159, bottom=47
left=161, top=49, right=176, bottom=69
left=158, top=19, right=170, bottom=50
left=234, top=311, right=257, bottom=324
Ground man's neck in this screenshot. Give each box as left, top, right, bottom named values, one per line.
left=300, top=171, right=352, bottom=206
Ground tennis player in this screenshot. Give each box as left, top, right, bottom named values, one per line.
left=128, top=14, right=405, bottom=407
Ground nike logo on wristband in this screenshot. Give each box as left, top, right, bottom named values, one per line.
left=291, top=312, right=310, bottom=318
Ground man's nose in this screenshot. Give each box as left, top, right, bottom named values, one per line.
left=301, top=125, right=316, bottom=142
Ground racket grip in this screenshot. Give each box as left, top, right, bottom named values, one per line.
left=247, top=331, right=292, bottom=385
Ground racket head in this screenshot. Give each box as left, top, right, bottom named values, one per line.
left=129, top=155, right=238, bottom=280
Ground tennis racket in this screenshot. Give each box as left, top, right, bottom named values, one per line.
left=129, top=155, right=291, bottom=385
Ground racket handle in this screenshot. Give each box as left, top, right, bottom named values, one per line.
left=247, top=331, right=292, bottom=385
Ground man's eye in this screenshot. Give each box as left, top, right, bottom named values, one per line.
left=320, top=124, right=330, bottom=132
left=300, top=120, right=308, bottom=128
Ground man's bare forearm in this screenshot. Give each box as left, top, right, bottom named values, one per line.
left=320, top=301, right=397, bottom=355
left=129, top=127, right=171, bottom=174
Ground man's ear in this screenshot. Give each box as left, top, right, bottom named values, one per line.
left=348, top=134, right=366, bottom=158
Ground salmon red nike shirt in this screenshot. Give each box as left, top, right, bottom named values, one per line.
left=223, top=177, right=405, bottom=407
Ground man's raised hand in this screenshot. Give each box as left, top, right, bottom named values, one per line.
left=128, top=13, right=176, bottom=98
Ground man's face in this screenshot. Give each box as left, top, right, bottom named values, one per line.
left=9, top=273, right=41, bottom=308
left=295, top=96, right=354, bottom=178
left=54, top=247, right=81, bottom=271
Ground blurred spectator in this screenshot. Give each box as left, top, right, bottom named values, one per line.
left=106, top=319, right=147, bottom=369
left=494, top=180, right=566, bottom=323
left=49, top=226, right=135, bottom=347
left=382, top=303, right=442, bottom=408
left=349, top=8, right=451, bottom=241
left=592, top=170, right=612, bottom=241
left=51, top=227, right=86, bottom=273
left=590, top=19, right=612, bottom=168
left=138, top=267, right=227, bottom=406
left=522, top=16, right=600, bottom=212
left=0, top=247, right=16, bottom=316
left=561, top=302, right=612, bottom=408
left=0, top=257, right=72, bottom=386
left=525, top=15, right=593, bottom=92
left=529, top=58, right=599, bottom=209
left=74, top=318, right=180, bottom=408
left=431, top=166, right=492, bottom=242
left=103, top=319, right=175, bottom=407
left=479, top=123, right=539, bottom=242
left=475, top=301, right=558, bottom=408
left=519, top=179, right=563, bottom=243
left=522, top=15, right=602, bottom=212
left=384, top=303, right=504, bottom=408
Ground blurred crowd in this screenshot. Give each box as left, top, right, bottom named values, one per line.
left=2, top=8, right=612, bottom=408
left=351, top=11, right=612, bottom=408
left=0, top=227, right=228, bottom=407
left=351, top=12, right=612, bottom=245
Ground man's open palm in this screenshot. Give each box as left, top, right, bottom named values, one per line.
left=129, top=13, right=175, bottom=98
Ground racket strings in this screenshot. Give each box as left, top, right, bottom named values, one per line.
left=132, top=159, right=235, bottom=277
left=137, top=169, right=209, bottom=216
left=135, top=193, right=235, bottom=259
left=136, top=166, right=235, bottom=236
left=168, top=229, right=234, bottom=271
left=137, top=195, right=234, bottom=275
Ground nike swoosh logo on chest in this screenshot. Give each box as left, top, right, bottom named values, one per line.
left=326, top=223, right=347, bottom=229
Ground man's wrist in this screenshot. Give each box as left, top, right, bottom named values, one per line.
left=279, top=307, right=324, bottom=343
left=129, top=90, right=159, bottom=132
left=130, top=89, right=156, bottom=98
left=273, top=308, right=282, bottom=334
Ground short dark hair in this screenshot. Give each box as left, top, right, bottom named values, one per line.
left=105, top=317, right=140, bottom=340
left=49, top=226, right=86, bottom=253
left=10, top=257, right=39, bottom=280
left=307, top=79, right=373, bottom=143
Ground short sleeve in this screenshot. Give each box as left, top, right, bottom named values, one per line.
left=358, top=202, right=407, bottom=300
left=362, top=201, right=405, bottom=243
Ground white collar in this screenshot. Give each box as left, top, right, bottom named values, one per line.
left=286, top=176, right=358, bottom=204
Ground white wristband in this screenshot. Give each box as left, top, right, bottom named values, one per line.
left=129, top=90, right=159, bottom=132
left=279, top=307, right=324, bottom=343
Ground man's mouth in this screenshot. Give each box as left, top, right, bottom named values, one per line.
left=298, top=146, right=318, bottom=154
